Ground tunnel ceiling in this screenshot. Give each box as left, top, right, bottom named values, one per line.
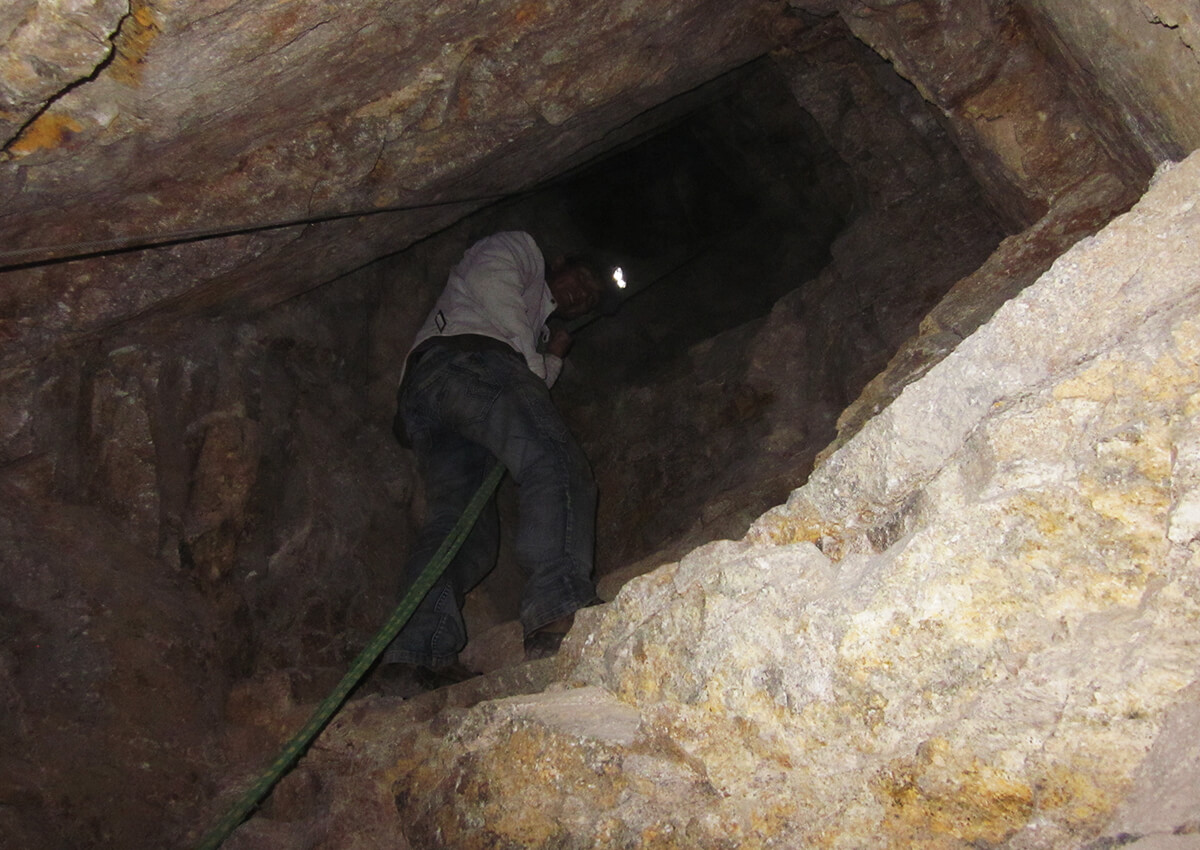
left=0, top=0, right=796, bottom=373
left=3, top=0, right=1180, bottom=378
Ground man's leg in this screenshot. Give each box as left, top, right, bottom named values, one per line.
left=391, top=345, right=596, bottom=659
left=509, top=419, right=597, bottom=635
left=452, top=358, right=598, bottom=638
left=383, top=428, right=499, bottom=668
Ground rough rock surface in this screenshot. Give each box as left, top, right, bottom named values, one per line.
left=222, top=151, right=1200, bottom=850
left=825, top=166, right=1138, bottom=464
left=3, top=1, right=1200, bottom=849
left=839, top=0, right=1139, bottom=228
left=1024, top=0, right=1200, bottom=166
left=1, top=0, right=1182, bottom=376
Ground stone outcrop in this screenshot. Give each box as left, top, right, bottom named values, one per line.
left=1023, top=0, right=1200, bottom=166
left=838, top=0, right=1139, bottom=228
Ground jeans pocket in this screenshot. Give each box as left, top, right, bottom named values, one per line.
left=510, top=378, right=571, bottom=443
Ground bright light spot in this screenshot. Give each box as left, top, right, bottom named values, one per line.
left=612, top=267, right=627, bottom=289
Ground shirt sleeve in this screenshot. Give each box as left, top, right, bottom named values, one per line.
left=544, top=353, right=563, bottom=387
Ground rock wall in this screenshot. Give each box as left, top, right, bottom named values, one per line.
left=1024, top=0, right=1200, bottom=166
left=0, top=0, right=786, bottom=374
left=566, top=29, right=1009, bottom=582
left=813, top=0, right=1146, bottom=458
left=0, top=271, right=417, bottom=848
left=836, top=0, right=1141, bottom=229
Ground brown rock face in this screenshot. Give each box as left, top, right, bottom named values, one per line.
left=2, top=0, right=1200, bottom=848
left=841, top=0, right=1139, bottom=226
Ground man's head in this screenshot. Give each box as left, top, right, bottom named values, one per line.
left=546, top=254, right=608, bottom=319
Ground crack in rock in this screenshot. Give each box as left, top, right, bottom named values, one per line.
left=2, top=1, right=133, bottom=157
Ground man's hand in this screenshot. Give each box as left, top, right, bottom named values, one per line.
left=546, top=328, right=573, bottom=358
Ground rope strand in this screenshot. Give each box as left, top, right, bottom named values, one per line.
left=0, top=193, right=513, bottom=272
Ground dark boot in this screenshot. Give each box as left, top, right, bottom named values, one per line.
left=523, top=613, right=575, bottom=661
left=368, top=661, right=479, bottom=698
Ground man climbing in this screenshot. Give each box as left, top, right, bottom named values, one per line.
left=381, top=230, right=608, bottom=692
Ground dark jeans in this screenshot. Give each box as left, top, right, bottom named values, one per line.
left=384, top=338, right=597, bottom=668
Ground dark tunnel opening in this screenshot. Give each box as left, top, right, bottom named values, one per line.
left=444, top=52, right=1007, bottom=622
left=525, top=60, right=857, bottom=389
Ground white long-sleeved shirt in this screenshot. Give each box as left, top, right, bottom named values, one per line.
left=403, top=231, right=563, bottom=387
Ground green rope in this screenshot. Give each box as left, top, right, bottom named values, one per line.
left=195, top=462, right=506, bottom=850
